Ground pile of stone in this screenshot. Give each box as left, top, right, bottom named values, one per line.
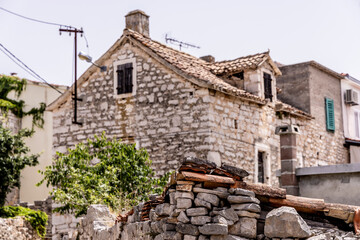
left=151, top=181, right=261, bottom=239
left=75, top=157, right=360, bottom=239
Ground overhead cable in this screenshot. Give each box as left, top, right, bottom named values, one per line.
left=0, top=43, right=63, bottom=94
left=0, top=6, right=73, bottom=28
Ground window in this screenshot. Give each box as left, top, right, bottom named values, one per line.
left=113, top=59, right=136, bottom=97
left=254, top=143, right=270, bottom=185
left=117, top=63, right=133, bottom=94
left=325, top=98, right=335, bottom=131
left=257, top=151, right=265, bottom=183
left=263, top=73, right=273, bottom=101
left=355, top=111, right=360, bottom=138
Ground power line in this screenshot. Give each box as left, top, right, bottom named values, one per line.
left=0, top=43, right=63, bottom=94
left=0, top=6, right=73, bottom=28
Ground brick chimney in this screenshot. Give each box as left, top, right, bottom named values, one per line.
left=125, top=10, right=150, bottom=37
left=275, top=124, right=300, bottom=195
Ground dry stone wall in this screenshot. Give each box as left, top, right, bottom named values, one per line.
left=0, top=216, right=40, bottom=240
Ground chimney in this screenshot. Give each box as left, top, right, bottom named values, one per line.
left=275, top=124, right=300, bottom=196
left=125, top=10, right=150, bottom=37
left=200, top=55, right=215, bottom=63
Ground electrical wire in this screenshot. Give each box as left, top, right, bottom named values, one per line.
left=0, top=6, right=73, bottom=28
left=0, top=43, right=63, bottom=94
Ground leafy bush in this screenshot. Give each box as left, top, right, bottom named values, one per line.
left=38, top=133, right=170, bottom=217
left=0, top=126, right=39, bottom=206
left=0, top=206, right=48, bottom=238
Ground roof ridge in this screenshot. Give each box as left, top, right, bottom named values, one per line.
left=213, top=50, right=269, bottom=65
left=124, top=28, right=209, bottom=64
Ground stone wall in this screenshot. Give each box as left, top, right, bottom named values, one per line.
left=0, top=216, right=40, bottom=240
left=20, top=197, right=81, bottom=240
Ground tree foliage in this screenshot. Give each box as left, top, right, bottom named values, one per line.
left=0, top=74, right=46, bottom=128
left=0, top=126, right=39, bottom=206
left=38, top=133, right=170, bottom=217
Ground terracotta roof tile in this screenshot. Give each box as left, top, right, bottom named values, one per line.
left=124, top=29, right=267, bottom=104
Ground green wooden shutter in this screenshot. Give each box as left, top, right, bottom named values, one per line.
left=325, top=98, right=335, bottom=131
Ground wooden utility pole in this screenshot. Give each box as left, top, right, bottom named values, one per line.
left=59, top=27, right=84, bottom=125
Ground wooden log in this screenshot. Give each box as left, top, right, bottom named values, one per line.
left=354, top=209, right=360, bottom=234
left=232, top=181, right=286, bottom=199
left=181, top=171, right=236, bottom=184
left=268, top=195, right=325, bottom=214
left=323, top=203, right=359, bottom=222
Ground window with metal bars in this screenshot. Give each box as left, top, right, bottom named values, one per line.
left=263, top=73, right=273, bottom=101
left=116, top=63, right=133, bottom=95
left=325, top=98, right=335, bottom=131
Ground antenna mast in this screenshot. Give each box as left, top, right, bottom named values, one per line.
left=165, top=34, right=200, bottom=51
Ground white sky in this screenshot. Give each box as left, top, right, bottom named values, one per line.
left=0, top=0, right=360, bottom=87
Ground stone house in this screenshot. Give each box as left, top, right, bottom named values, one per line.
left=48, top=10, right=348, bottom=188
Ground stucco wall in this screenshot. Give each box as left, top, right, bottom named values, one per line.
left=15, top=81, right=66, bottom=203
left=298, top=164, right=360, bottom=206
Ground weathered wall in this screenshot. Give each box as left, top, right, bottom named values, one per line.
left=0, top=216, right=40, bottom=240
left=297, top=164, right=360, bottom=206
left=53, top=42, right=211, bottom=176
left=277, top=64, right=311, bottom=113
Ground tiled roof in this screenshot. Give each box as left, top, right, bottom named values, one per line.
left=125, top=29, right=269, bottom=104
left=210, top=52, right=270, bottom=75
left=275, top=101, right=313, bottom=119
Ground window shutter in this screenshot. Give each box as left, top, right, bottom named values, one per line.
left=355, top=112, right=360, bottom=138
left=325, top=98, right=335, bottom=131
left=117, top=64, right=125, bottom=94
left=124, top=63, right=133, bottom=93
left=263, top=73, right=273, bottom=101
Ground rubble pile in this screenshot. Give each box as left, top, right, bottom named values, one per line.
left=76, top=157, right=360, bottom=240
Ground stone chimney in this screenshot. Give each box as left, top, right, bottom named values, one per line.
left=275, top=124, right=300, bottom=195
left=125, top=10, right=150, bottom=37
left=200, top=55, right=215, bottom=63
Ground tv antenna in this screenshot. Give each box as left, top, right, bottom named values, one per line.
left=165, top=34, right=200, bottom=51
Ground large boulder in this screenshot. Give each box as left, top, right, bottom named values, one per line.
left=264, top=206, right=311, bottom=238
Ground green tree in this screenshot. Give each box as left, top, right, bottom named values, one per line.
left=0, top=74, right=46, bottom=128
left=38, top=133, right=170, bottom=217
left=0, top=126, right=39, bottom=206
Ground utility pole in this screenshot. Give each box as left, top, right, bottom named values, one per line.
left=59, top=27, right=84, bottom=125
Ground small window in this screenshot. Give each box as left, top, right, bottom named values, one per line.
left=113, top=59, right=136, bottom=97
left=263, top=73, right=273, bottom=101
left=325, top=98, right=335, bottom=131
left=257, top=151, right=265, bottom=183
left=117, top=63, right=133, bottom=94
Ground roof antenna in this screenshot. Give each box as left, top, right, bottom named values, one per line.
left=165, top=34, right=200, bottom=51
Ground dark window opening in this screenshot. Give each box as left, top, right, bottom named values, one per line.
left=263, top=73, right=273, bottom=101
left=116, top=63, right=133, bottom=94
left=258, top=151, right=265, bottom=183
left=232, top=71, right=244, bottom=80
left=234, top=119, right=238, bottom=129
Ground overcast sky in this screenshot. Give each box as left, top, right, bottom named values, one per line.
left=1, top=0, right=360, bottom=87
